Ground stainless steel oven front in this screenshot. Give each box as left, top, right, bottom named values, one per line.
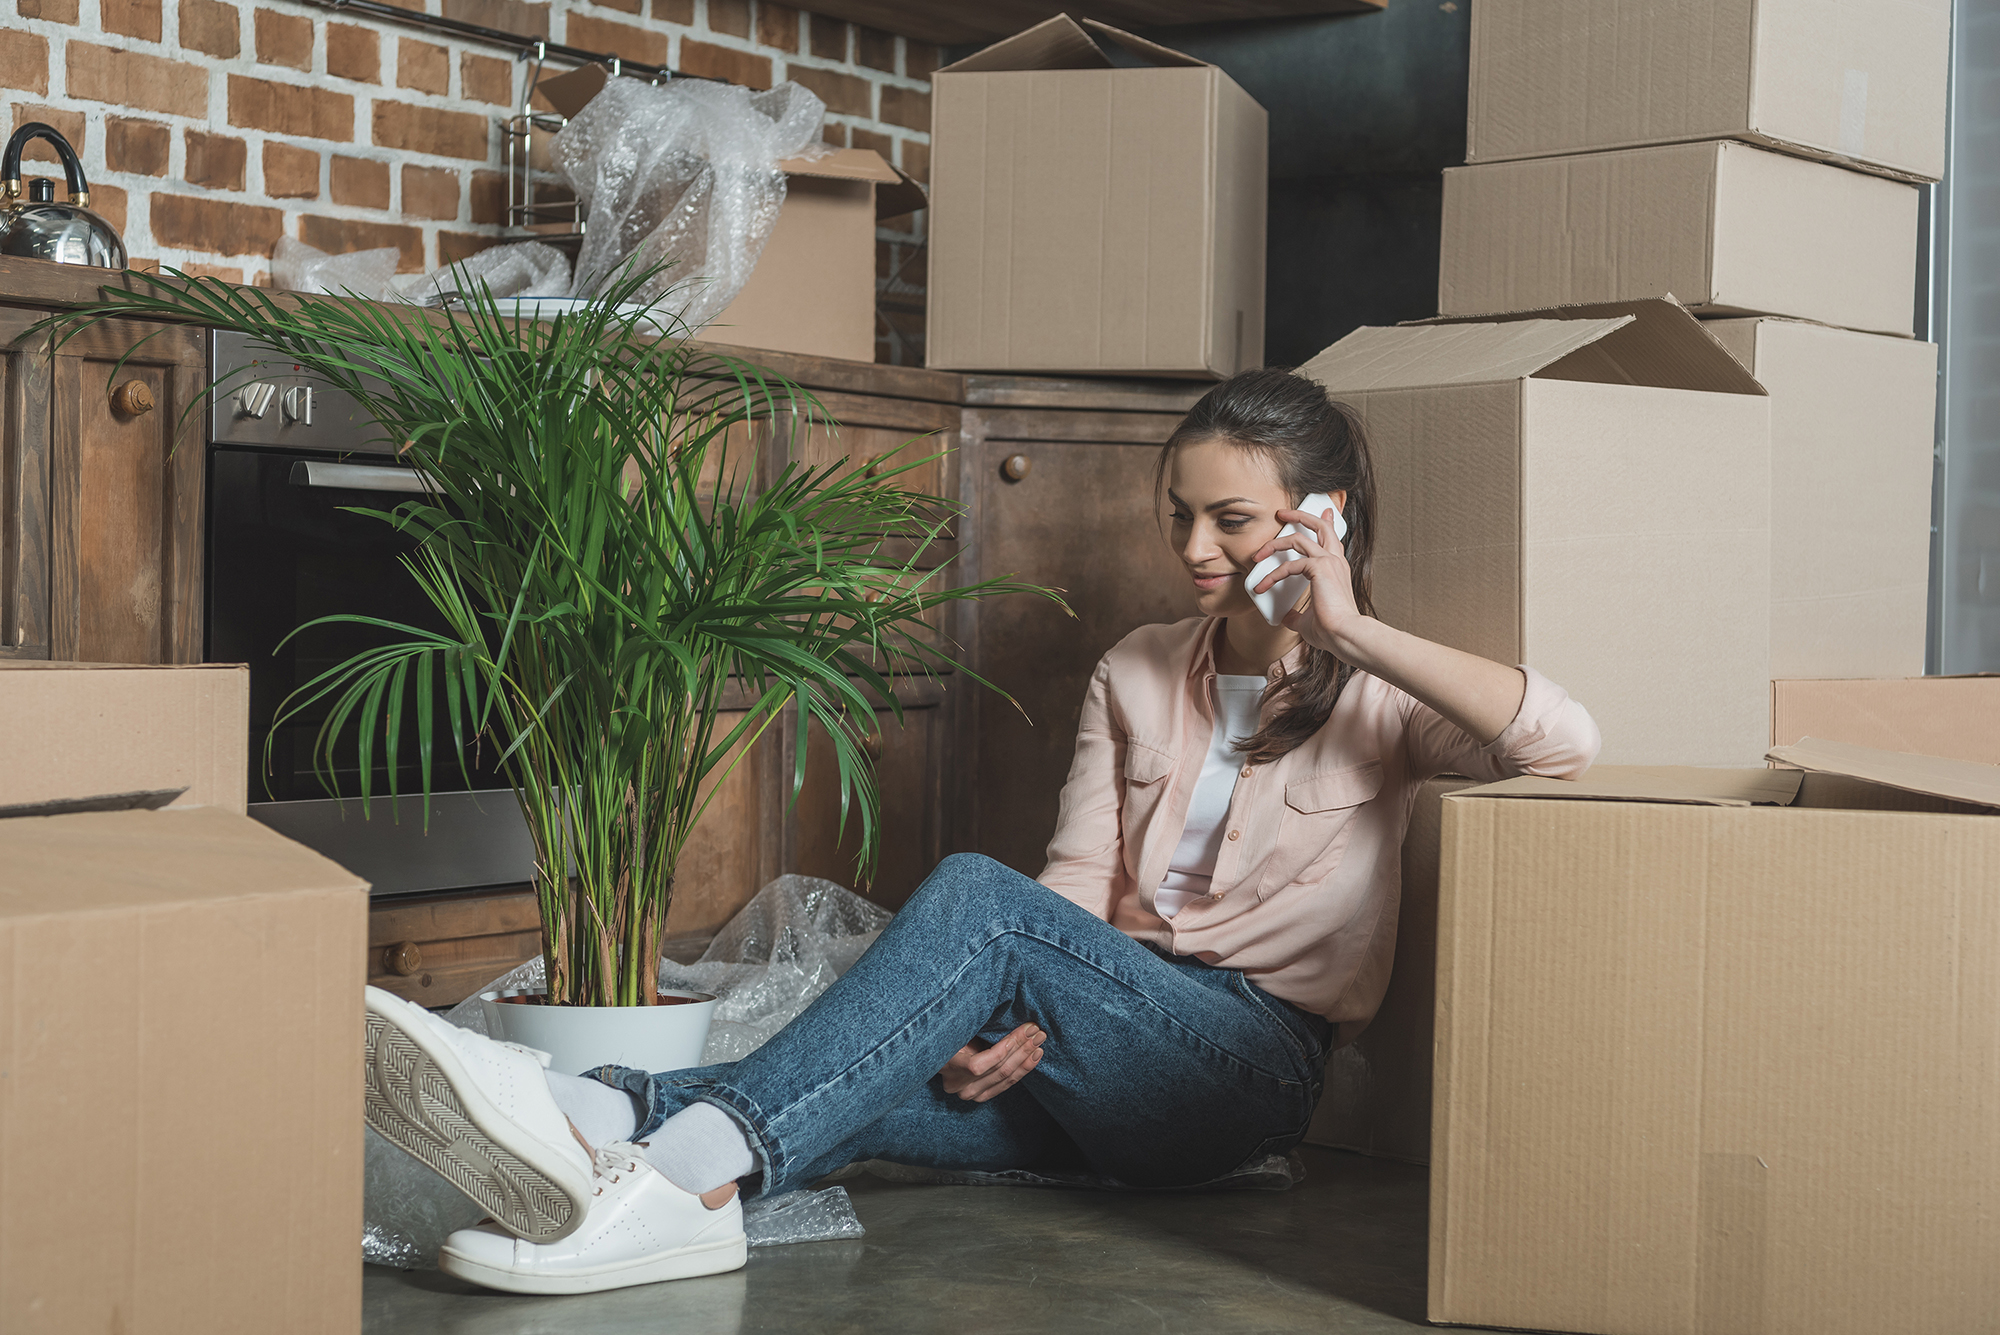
left=205, top=330, right=536, bottom=896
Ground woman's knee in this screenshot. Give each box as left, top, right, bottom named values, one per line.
left=902, top=853, right=1053, bottom=927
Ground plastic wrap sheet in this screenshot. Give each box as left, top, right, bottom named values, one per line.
left=550, top=76, right=825, bottom=327
left=366, top=876, right=886, bottom=1267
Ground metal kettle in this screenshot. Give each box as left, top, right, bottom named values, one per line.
left=0, top=122, right=126, bottom=269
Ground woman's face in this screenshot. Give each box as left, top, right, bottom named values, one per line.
left=1166, top=437, right=1295, bottom=620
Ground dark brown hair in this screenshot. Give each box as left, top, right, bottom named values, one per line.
left=1155, top=367, right=1379, bottom=763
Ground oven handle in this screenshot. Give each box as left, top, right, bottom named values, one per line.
left=288, top=460, right=436, bottom=493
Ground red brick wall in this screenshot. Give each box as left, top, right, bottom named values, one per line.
left=2, top=0, right=932, bottom=359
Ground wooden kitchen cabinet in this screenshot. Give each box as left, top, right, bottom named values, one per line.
left=948, top=377, right=1208, bottom=877
left=0, top=303, right=204, bottom=664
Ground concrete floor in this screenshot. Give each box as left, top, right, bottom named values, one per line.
left=363, top=1146, right=1435, bottom=1334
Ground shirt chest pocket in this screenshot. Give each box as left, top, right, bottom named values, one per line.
left=1120, top=740, right=1177, bottom=847
left=1262, top=760, right=1384, bottom=898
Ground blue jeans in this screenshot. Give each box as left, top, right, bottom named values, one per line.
left=592, top=854, right=1332, bottom=1198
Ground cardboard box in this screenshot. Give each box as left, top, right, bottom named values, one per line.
left=1439, top=141, right=1920, bottom=337
left=0, top=806, right=368, bottom=1335
left=925, top=15, right=1268, bottom=378
left=1430, top=740, right=2000, bottom=1335
left=1307, top=775, right=1476, bottom=1163
left=1773, top=675, right=2000, bottom=762
left=1467, top=0, right=1951, bottom=183
left=709, top=148, right=915, bottom=363
left=1300, top=298, right=1773, bottom=766
left=532, top=63, right=925, bottom=364
left=1705, top=318, right=1937, bottom=678
left=0, top=660, right=249, bottom=812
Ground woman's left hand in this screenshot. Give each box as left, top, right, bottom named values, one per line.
left=1250, top=507, right=1365, bottom=655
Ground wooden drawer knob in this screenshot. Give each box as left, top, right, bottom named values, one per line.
left=384, top=940, right=423, bottom=976
left=864, top=453, right=890, bottom=478
left=110, top=379, right=154, bottom=417
left=1001, top=453, right=1031, bottom=482
left=861, top=731, right=885, bottom=761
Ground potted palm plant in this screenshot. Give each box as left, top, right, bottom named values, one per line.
left=49, top=265, right=1061, bottom=1069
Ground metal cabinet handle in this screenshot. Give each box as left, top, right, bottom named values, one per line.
left=111, top=379, right=154, bottom=417
left=1001, top=453, right=1031, bottom=482
left=288, top=461, right=433, bottom=492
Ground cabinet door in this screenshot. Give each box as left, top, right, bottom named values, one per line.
left=0, top=309, right=53, bottom=659
left=955, top=407, right=1195, bottom=877
left=44, top=316, right=205, bottom=664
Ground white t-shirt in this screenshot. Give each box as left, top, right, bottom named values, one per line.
left=1156, top=674, right=1266, bottom=919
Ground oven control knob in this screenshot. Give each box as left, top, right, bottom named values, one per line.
left=282, top=385, right=314, bottom=426
left=237, top=382, right=277, bottom=419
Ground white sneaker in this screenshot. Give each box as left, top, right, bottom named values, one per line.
left=438, top=1142, right=748, bottom=1294
left=363, top=985, right=594, bottom=1242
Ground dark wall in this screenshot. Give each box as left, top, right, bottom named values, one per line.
left=1138, top=4, right=1471, bottom=367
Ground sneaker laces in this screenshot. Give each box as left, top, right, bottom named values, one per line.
left=590, top=1142, right=646, bottom=1196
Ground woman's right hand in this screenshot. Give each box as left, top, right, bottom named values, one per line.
left=939, top=1022, right=1045, bottom=1102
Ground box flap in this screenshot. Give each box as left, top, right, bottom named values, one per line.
left=530, top=62, right=609, bottom=119
left=1767, top=737, right=2000, bottom=810
left=1416, top=298, right=1766, bottom=396
left=1299, top=317, right=1634, bottom=393
left=937, top=14, right=1111, bottom=73
left=937, top=13, right=1208, bottom=74
left=1078, top=18, right=1209, bottom=69
left=875, top=163, right=927, bottom=221
left=1451, top=766, right=1804, bottom=807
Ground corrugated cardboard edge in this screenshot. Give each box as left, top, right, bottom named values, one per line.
left=775, top=147, right=898, bottom=183
left=1767, top=737, right=2000, bottom=810
left=1450, top=766, right=1804, bottom=807
left=1414, top=296, right=1768, bottom=396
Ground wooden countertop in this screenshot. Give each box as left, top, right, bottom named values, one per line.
left=0, top=254, right=1211, bottom=414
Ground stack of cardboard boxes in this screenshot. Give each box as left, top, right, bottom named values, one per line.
left=1302, top=5, right=2000, bottom=1334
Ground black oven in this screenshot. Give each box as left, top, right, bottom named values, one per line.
left=206, top=331, right=536, bottom=896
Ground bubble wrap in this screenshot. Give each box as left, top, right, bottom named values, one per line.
left=365, top=876, right=887, bottom=1268
left=395, top=240, right=573, bottom=305
left=271, top=235, right=400, bottom=302
left=550, top=76, right=827, bottom=327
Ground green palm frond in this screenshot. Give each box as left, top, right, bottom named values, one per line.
left=40, top=261, right=1068, bottom=1007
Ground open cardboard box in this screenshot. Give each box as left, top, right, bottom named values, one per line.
left=1301, top=297, right=1773, bottom=766
left=925, top=14, right=1267, bottom=378
left=1430, top=738, right=2000, bottom=1335
left=0, top=662, right=368, bottom=1334
left=531, top=63, right=926, bottom=363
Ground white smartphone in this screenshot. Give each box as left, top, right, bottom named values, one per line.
left=1246, top=492, right=1347, bottom=627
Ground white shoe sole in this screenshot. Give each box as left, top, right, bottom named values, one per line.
left=437, top=1233, right=749, bottom=1294
left=363, top=991, right=589, bottom=1243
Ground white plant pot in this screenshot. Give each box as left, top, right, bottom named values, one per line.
left=480, top=988, right=717, bottom=1077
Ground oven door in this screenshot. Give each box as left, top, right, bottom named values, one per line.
left=206, top=444, right=538, bottom=896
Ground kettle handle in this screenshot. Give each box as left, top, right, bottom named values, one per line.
left=3, top=122, right=90, bottom=207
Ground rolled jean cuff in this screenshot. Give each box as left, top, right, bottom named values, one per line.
left=587, top=1063, right=781, bottom=1191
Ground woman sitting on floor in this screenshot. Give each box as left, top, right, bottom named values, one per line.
left=362, top=366, right=1601, bottom=1295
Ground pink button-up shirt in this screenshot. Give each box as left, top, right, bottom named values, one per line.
left=1036, top=616, right=1601, bottom=1043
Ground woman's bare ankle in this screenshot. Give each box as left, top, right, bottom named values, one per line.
left=699, top=1182, right=739, bottom=1210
